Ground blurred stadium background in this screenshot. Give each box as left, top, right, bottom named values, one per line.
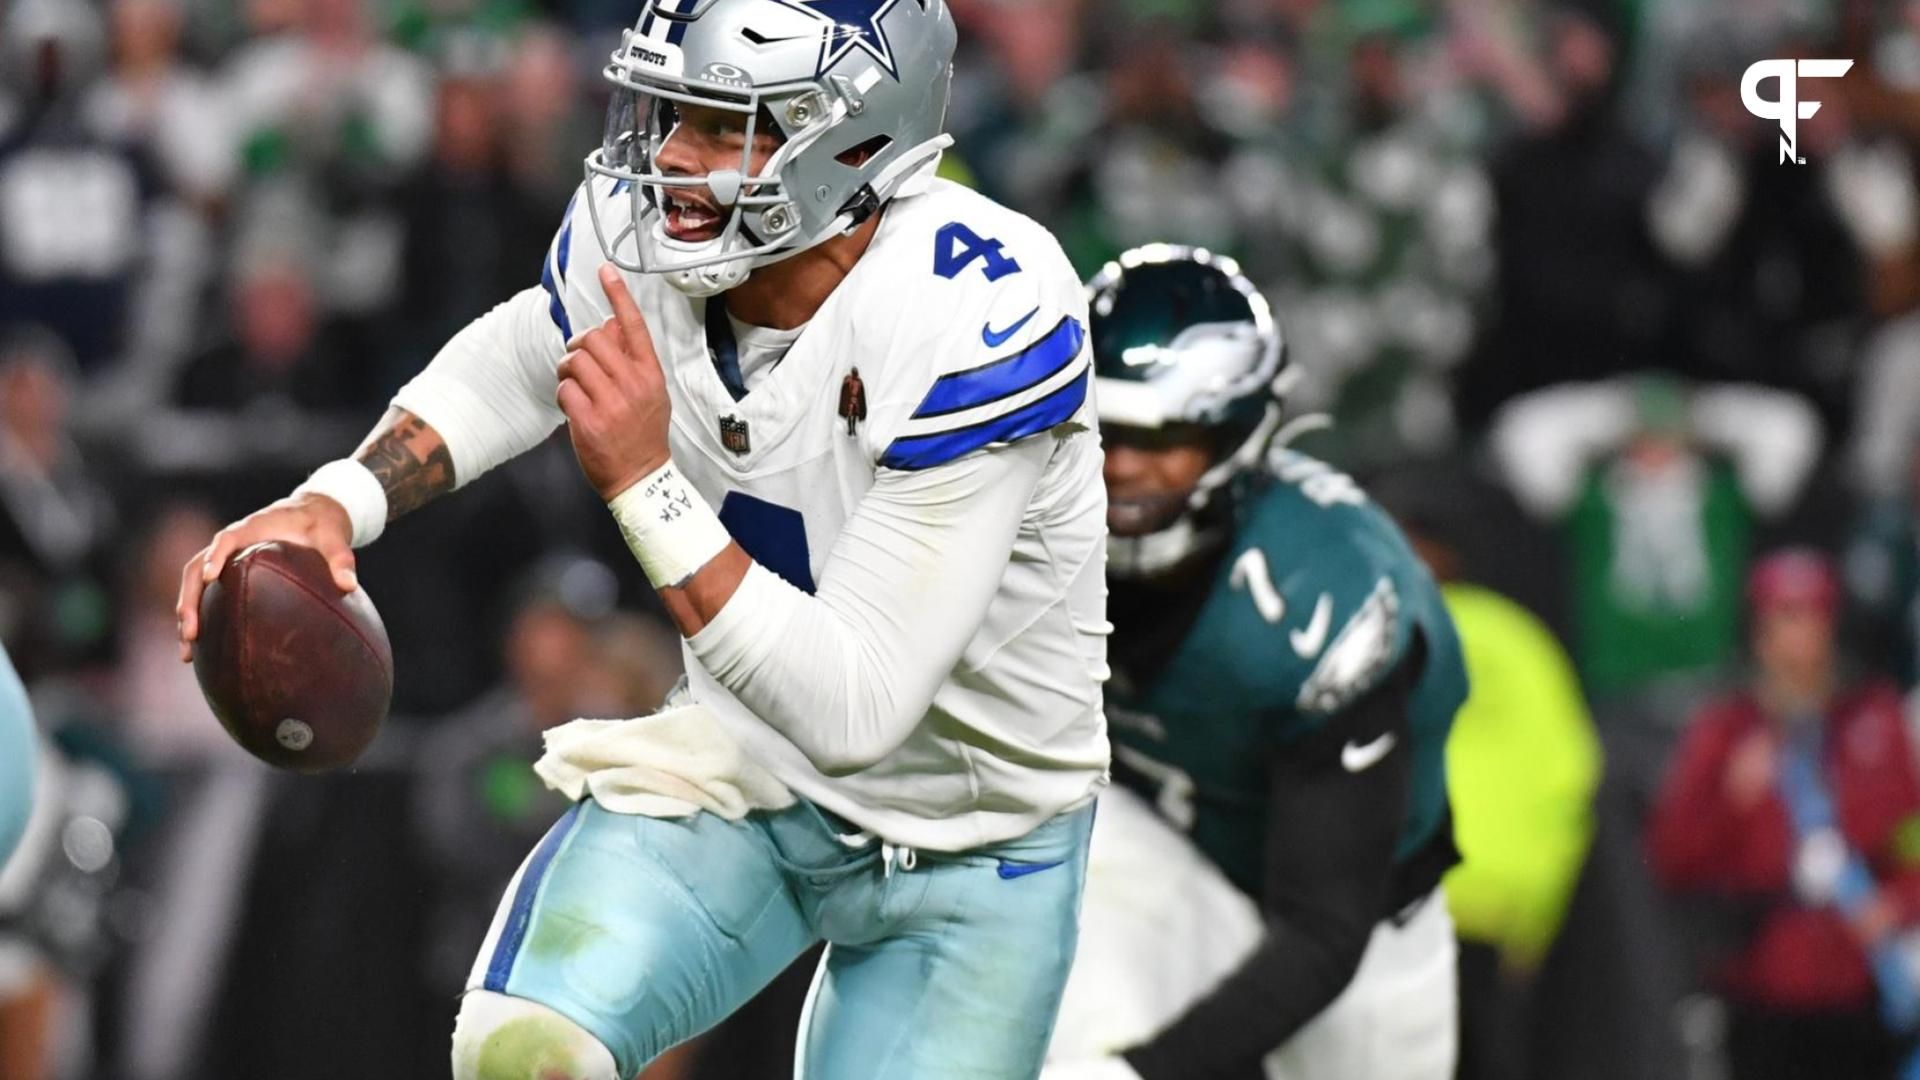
left=0, top=0, right=1917, bottom=1077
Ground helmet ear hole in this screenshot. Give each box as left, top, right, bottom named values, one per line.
left=835, top=134, right=893, bottom=167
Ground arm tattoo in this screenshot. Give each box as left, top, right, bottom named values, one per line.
left=356, top=413, right=456, bottom=520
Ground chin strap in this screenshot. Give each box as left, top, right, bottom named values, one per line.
left=1107, top=518, right=1224, bottom=579
left=664, top=255, right=753, bottom=298
left=874, top=134, right=953, bottom=199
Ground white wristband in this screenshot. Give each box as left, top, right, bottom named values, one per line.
left=294, top=459, right=389, bottom=549
left=608, top=461, right=732, bottom=590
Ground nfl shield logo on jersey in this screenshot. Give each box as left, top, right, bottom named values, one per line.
left=719, top=415, right=751, bottom=455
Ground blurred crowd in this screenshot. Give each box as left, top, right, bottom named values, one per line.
left=1, top=0, right=1920, bottom=1077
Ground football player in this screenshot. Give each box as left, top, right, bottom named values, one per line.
left=174, top=2, right=1108, bottom=1078
left=0, top=645, right=32, bottom=868
left=1046, top=246, right=1466, bottom=1080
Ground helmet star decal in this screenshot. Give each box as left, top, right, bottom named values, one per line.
left=771, top=0, right=902, bottom=80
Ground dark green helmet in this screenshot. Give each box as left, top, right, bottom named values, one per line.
left=1088, top=245, right=1288, bottom=576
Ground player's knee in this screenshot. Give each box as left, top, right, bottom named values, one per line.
left=451, top=990, right=618, bottom=1080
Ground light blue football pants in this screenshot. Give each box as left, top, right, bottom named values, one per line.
left=466, top=796, right=1095, bottom=1079
left=0, top=646, right=35, bottom=869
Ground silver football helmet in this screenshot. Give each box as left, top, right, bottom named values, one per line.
left=586, top=0, right=958, bottom=297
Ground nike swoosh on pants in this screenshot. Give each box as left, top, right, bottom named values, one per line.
left=997, top=859, right=1065, bottom=880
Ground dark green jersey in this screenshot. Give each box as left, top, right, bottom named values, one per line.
left=1106, top=451, right=1468, bottom=898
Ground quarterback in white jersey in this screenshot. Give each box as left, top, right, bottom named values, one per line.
left=174, top=1, right=1109, bottom=1077
left=438, top=173, right=1109, bottom=851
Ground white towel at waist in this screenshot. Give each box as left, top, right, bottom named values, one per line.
left=533, top=702, right=795, bottom=820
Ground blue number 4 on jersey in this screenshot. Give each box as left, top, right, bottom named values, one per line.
left=934, top=223, right=1022, bottom=282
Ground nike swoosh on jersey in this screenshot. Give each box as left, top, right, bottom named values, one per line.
left=997, top=858, right=1066, bottom=880
left=1341, top=733, right=1397, bottom=773
left=982, top=306, right=1041, bottom=348
left=1291, top=594, right=1333, bottom=658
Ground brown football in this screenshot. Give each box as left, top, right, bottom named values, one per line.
left=193, top=542, right=393, bottom=772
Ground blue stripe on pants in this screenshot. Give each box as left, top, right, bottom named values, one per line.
left=484, top=801, right=585, bottom=992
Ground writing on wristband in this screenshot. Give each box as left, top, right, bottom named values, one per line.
left=651, top=473, right=696, bottom=523
left=609, top=461, right=732, bottom=590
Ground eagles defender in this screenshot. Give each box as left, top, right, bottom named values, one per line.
left=176, top=3, right=1108, bottom=1077
left=1046, top=247, right=1465, bottom=1080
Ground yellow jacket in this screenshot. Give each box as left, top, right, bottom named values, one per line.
left=1441, top=584, right=1602, bottom=968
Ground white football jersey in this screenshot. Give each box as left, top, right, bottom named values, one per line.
left=397, top=176, right=1110, bottom=850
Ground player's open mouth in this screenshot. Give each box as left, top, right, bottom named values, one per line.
left=663, top=191, right=724, bottom=242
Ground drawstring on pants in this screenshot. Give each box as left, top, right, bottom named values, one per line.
left=832, top=829, right=918, bottom=879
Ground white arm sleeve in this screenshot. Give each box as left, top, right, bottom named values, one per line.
left=389, top=286, right=566, bottom=488
left=687, top=437, right=1052, bottom=776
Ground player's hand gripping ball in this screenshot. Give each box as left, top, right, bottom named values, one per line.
left=192, top=542, right=393, bottom=771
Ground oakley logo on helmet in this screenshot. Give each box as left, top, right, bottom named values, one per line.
left=1741, top=59, right=1853, bottom=164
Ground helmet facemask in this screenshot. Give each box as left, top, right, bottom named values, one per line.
left=583, top=22, right=954, bottom=298
left=586, top=63, right=814, bottom=297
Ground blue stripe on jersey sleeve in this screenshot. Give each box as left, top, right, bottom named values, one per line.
left=541, top=195, right=578, bottom=343
left=909, top=316, right=1085, bottom=420
left=881, top=369, right=1089, bottom=471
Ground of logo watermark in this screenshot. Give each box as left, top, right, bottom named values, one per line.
left=1741, top=59, right=1854, bottom=164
